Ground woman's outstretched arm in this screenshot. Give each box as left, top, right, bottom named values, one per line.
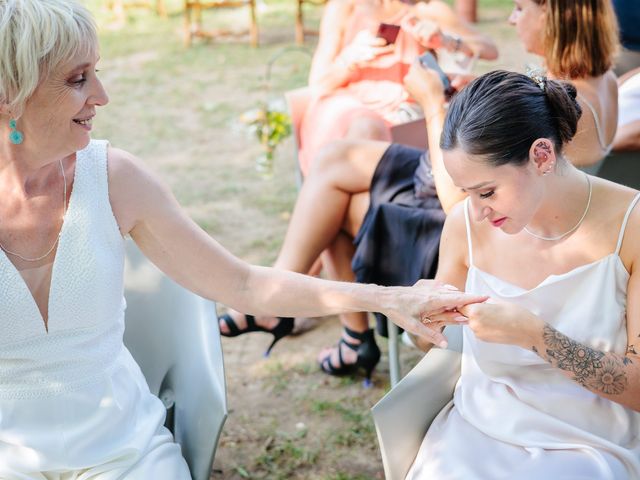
left=107, top=146, right=484, bottom=345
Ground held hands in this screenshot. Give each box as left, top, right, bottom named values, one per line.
left=458, top=301, right=544, bottom=348
left=337, top=30, right=395, bottom=71
left=383, top=280, right=487, bottom=348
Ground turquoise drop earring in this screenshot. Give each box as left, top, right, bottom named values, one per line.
left=9, top=119, right=23, bottom=145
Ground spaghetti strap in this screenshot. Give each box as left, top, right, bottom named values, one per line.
left=577, top=93, right=613, bottom=154
left=615, top=193, right=640, bottom=255
left=464, top=197, right=474, bottom=267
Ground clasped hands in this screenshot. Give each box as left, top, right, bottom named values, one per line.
left=404, top=282, right=542, bottom=349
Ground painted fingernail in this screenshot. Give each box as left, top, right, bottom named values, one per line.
left=444, top=284, right=458, bottom=290
left=439, top=340, right=448, bottom=349
left=455, top=315, right=468, bottom=322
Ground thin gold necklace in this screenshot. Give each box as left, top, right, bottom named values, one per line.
left=524, top=173, right=592, bottom=242
left=0, top=160, right=67, bottom=262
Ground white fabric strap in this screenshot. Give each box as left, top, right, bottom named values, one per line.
left=463, top=197, right=474, bottom=267
left=577, top=93, right=613, bottom=155
left=615, top=193, right=640, bottom=255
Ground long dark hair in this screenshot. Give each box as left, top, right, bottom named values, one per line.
left=441, top=70, right=582, bottom=167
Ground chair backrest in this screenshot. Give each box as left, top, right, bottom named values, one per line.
left=123, top=240, right=227, bottom=480
left=371, top=325, right=462, bottom=480
left=285, top=87, right=429, bottom=152
left=285, top=86, right=313, bottom=148
left=390, top=118, right=428, bottom=151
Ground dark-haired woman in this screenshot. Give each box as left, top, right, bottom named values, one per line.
left=406, top=68, right=640, bottom=478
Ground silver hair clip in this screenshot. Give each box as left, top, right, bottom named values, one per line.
left=525, top=67, right=546, bottom=92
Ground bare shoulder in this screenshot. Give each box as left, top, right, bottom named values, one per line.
left=107, top=146, right=165, bottom=191
left=106, top=146, right=171, bottom=235
left=440, top=201, right=469, bottom=259
left=574, top=72, right=617, bottom=106
left=323, top=0, right=353, bottom=18
left=592, top=176, right=638, bottom=214
left=106, top=146, right=145, bottom=182
left=443, top=200, right=467, bottom=233
left=591, top=177, right=640, bottom=265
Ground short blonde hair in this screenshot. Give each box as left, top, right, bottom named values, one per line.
left=0, top=0, right=98, bottom=117
left=534, top=0, right=619, bottom=78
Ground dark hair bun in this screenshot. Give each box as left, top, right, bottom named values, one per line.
left=441, top=70, right=585, bottom=167
left=544, top=80, right=583, bottom=144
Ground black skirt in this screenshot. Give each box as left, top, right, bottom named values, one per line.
left=351, top=143, right=446, bottom=335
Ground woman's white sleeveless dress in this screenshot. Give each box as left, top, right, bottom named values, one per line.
left=407, top=195, right=640, bottom=479
left=0, top=141, right=191, bottom=479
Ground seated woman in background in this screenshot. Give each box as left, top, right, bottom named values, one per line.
left=613, top=66, right=640, bottom=152
left=511, top=0, right=620, bottom=169
left=406, top=68, right=640, bottom=479
left=296, top=0, right=498, bottom=175
left=221, top=0, right=620, bottom=381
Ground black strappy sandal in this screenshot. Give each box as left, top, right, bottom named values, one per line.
left=319, top=326, right=381, bottom=387
left=219, top=313, right=294, bottom=357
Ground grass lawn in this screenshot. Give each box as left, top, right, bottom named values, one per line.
left=86, top=0, right=531, bottom=478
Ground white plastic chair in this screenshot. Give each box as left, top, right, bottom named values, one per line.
left=123, top=240, right=228, bottom=480
left=371, top=326, right=463, bottom=480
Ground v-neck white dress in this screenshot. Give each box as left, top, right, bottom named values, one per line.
left=0, top=141, right=190, bottom=479
left=407, top=195, right=640, bottom=480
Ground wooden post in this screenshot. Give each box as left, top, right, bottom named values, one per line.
left=295, top=0, right=305, bottom=45
left=455, top=0, right=477, bottom=23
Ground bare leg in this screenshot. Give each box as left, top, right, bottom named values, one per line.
left=220, top=139, right=390, bottom=333
left=317, top=232, right=370, bottom=366
left=345, top=116, right=392, bottom=143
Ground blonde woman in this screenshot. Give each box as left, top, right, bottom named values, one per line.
left=0, top=1, right=484, bottom=477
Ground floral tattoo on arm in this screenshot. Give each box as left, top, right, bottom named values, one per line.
left=539, top=325, right=633, bottom=395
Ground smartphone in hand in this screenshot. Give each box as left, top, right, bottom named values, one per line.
left=418, top=51, right=455, bottom=98
left=376, top=23, right=401, bottom=45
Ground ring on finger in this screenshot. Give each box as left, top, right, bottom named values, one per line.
left=422, top=316, right=433, bottom=324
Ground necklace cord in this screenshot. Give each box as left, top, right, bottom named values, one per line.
left=524, top=173, right=592, bottom=242
left=0, top=160, right=68, bottom=262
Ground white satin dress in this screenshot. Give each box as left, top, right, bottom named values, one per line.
left=407, top=196, right=640, bottom=480
left=0, top=141, right=191, bottom=479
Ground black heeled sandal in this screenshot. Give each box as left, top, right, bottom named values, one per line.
left=219, top=313, right=294, bottom=357
left=319, top=326, right=381, bottom=387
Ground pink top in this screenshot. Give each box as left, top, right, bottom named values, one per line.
left=298, top=0, right=426, bottom=174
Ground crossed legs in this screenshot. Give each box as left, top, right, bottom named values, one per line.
left=220, top=139, right=391, bottom=367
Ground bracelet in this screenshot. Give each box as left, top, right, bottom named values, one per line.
left=453, top=35, right=462, bottom=52
left=444, top=34, right=462, bottom=52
